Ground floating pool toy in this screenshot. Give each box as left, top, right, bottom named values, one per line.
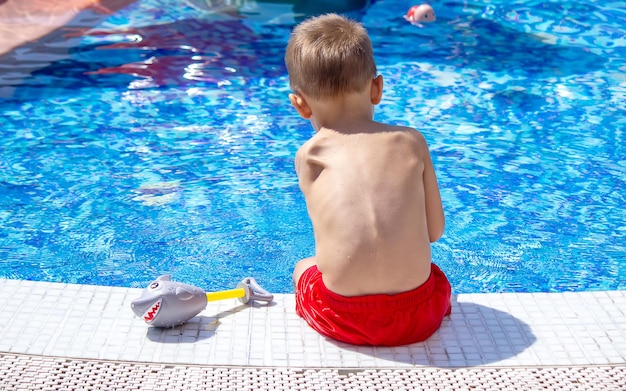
left=131, top=274, right=274, bottom=328
left=405, top=4, right=436, bottom=26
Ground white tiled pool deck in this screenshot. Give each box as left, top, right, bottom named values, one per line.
left=1, top=278, right=625, bottom=390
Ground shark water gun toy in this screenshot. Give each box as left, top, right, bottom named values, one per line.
left=131, top=275, right=274, bottom=328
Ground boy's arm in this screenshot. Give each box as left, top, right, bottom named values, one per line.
left=420, top=137, right=445, bottom=242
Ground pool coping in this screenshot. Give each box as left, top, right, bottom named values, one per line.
left=1, top=278, right=624, bottom=367
left=1, top=278, right=625, bottom=389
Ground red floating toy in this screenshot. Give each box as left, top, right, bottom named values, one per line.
left=405, top=4, right=437, bottom=26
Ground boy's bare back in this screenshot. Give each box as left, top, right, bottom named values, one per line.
left=286, top=13, right=450, bottom=346
left=296, top=121, right=444, bottom=296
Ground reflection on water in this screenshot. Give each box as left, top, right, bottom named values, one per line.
left=83, top=18, right=285, bottom=88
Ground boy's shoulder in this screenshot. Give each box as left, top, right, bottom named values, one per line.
left=381, top=122, right=424, bottom=134
left=296, top=129, right=333, bottom=153
left=297, top=124, right=427, bottom=155
left=377, top=123, right=428, bottom=144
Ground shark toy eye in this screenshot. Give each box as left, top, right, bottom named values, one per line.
left=149, top=282, right=160, bottom=289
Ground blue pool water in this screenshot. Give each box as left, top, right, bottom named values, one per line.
left=0, top=0, right=624, bottom=294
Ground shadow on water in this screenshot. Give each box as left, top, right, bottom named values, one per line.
left=3, top=1, right=609, bottom=99
left=330, top=298, right=537, bottom=367
left=2, top=17, right=289, bottom=101
left=0, top=0, right=376, bottom=100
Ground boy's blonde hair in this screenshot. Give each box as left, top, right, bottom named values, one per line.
left=285, top=13, right=377, bottom=100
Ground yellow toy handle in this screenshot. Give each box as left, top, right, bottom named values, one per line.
left=206, top=288, right=246, bottom=302
left=204, top=278, right=273, bottom=304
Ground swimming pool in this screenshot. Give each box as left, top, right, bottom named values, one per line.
left=1, top=0, right=624, bottom=294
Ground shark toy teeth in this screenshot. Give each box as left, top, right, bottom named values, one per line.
left=131, top=274, right=274, bottom=328
left=142, top=298, right=162, bottom=323
left=131, top=275, right=208, bottom=328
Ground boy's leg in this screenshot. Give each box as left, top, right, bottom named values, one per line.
left=292, top=256, right=317, bottom=289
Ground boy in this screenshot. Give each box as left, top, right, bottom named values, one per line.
left=285, top=13, right=451, bottom=346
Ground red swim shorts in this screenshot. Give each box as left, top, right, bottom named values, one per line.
left=295, top=263, right=452, bottom=346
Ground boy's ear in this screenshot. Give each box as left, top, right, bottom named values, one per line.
left=370, top=75, right=383, bottom=105
left=289, top=93, right=312, bottom=119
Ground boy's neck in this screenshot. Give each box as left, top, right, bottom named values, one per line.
left=308, top=92, right=375, bottom=133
